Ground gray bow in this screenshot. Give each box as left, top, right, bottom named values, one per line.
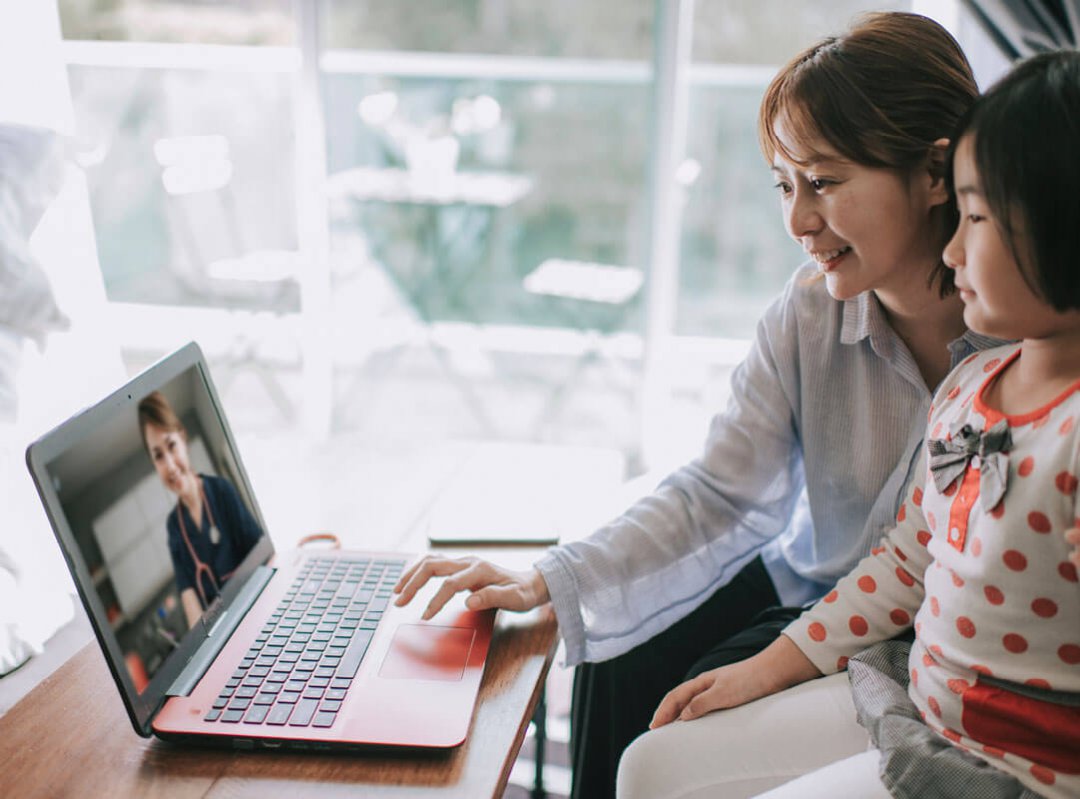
left=927, top=420, right=1012, bottom=511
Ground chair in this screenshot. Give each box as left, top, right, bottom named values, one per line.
left=154, top=134, right=300, bottom=421
left=523, top=257, right=644, bottom=437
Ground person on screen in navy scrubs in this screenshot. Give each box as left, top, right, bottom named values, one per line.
left=138, top=391, right=263, bottom=628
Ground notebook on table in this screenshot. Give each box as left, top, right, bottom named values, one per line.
left=25, top=342, right=494, bottom=751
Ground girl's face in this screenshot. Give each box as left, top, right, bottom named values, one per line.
left=145, top=424, right=194, bottom=496
left=771, top=122, right=948, bottom=302
left=943, top=135, right=1052, bottom=340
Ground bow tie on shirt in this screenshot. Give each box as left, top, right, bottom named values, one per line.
left=927, top=419, right=1012, bottom=511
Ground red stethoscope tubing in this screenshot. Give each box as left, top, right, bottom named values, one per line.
left=176, top=482, right=234, bottom=608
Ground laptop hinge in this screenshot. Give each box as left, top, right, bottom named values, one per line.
left=165, top=565, right=275, bottom=698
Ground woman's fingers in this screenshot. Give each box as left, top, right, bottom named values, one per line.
left=650, top=674, right=713, bottom=729
left=392, top=555, right=474, bottom=607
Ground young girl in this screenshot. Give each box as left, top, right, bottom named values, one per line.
left=625, top=51, right=1080, bottom=799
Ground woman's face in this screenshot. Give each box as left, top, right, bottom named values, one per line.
left=144, top=424, right=194, bottom=496
left=770, top=122, right=947, bottom=302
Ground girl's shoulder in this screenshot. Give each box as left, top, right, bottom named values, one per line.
left=930, top=342, right=1022, bottom=421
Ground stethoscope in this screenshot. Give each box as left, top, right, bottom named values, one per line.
left=175, top=481, right=234, bottom=609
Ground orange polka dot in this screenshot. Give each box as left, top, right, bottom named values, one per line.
left=947, top=385, right=961, bottom=401
left=897, top=503, right=907, bottom=522
left=857, top=575, right=877, bottom=594
left=943, top=481, right=958, bottom=497
left=971, top=537, right=983, bottom=556
left=984, top=585, right=1004, bottom=605
left=956, top=616, right=976, bottom=638
left=923, top=652, right=936, bottom=667
left=849, top=615, right=869, bottom=636
left=808, top=622, right=827, bottom=642
left=915, top=622, right=922, bottom=635
left=1018, top=456, right=1035, bottom=477
left=1055, top=471, right=1078, bottom=495
left=951, top=570, right=964, bottom=588
left=932, top=422, right=943, bottom=438
left=910, top=667, right=918, bottom=685
left=930, top=596, right=941, bottom=617
left=823, top=590, right=838, bottom=603
left=963, top=353, right=978, bottom=366
left=892, top=546, right=906, bottom=562
left=1026, top=678, right=1051, bottom=689
left=1028, top=511, right=1052, bottom=534
left=930, top=644, right=943, bottom=657
left=989, top=501, right=1005, bottom=519
left=1060, top=562, right=1079, bottom=582
left=928, top=696, right=942, bottom=717
left=1033, top=413, right=1050, bottom=429
left=1059, top=644, right=1080, bottom=664
left=928, top=511, right=938, bottom=529
left=947, top=679, right=968, bottom=694
left=1003, top=550, right=1027, bottom=571
left=984, top=745, right=1006, bottom=758
left=971, top=664, right=993, bottom=676
left=1003, top=633, right=1028, bottom=653
left=942, top=728, right=962, bottom=744
left=1032, top=598, right=1058, bottom=618
left=1061, top=416, right=1075, bottom=435
left=913, top=487, right=923, bottom=507
left=917, top=530, right=931, bottom=547
left=896, top=566, right=915, bottom=587
left=983, top=358, right=1001, bottom=373
left=1030, top=765, right=1056, bottom=786
left=871, top=546, right=886, bottom=556
left=890, top=609, right=910, bottom=626
left=837, top=656, right=849, bottom=670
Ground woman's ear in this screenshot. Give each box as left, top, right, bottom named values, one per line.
left=927, top=137, right=950, bottom=208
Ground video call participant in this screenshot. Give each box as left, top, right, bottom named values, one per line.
left=138, top=391, right=263, bottom=628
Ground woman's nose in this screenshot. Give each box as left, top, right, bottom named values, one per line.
left=785, top=188, right=823, bottom=240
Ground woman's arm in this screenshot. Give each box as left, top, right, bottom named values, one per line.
left=180, top=587, right=202, bottom=628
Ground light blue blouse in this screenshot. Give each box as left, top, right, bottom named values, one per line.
left=536, top=263, right=1001, bottom=666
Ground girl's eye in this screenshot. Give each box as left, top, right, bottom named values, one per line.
left=967, top=214, right=986, bottom=223
left=809, top=178, right=832, bottom=191
left=773, top=181, right=792, bottom=195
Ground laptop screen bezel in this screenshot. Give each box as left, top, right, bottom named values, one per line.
left=25, top=342, right=275, bottom=737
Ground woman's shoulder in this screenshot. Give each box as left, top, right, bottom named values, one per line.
left=761, top=261, right=841, bottom=332
left=201, top=473, right=239, bottom=500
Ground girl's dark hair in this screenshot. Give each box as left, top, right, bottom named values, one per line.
left=759, top=12, right=978, bottom=296
left=947, top=50, right=1080, bottom=312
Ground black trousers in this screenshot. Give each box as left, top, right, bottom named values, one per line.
left=568, top=557, right=803, bottom=799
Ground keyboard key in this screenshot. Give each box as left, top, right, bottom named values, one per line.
left=266, top=704, right=293, bottom=726
left=221, top=709, right=245, bottom=723
left=336, top=630, right=375, bottom=678
left=326, top=688, right=347, bottom=700
left=204, top=708, right=222, bottom=722
left=312, top=711, right=337, bottom=728
left=319, top=699, right=342, bottom=712
left=244, top=704, right=270, bottom=724
left=278, top=691, right=302, bottom=704
left=288, top=699, right=319, bottom=727
left=229, top=698, right=252, bottom=711
left=236, top=686, right=258, bottom=699
left=213, top=697, right=229, bottom=709
left=255, top=693, right=276, bottom=705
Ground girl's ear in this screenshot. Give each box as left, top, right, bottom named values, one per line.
left=927, top=137, right=950, bottom=208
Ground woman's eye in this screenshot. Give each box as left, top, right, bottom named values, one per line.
left=809, top=178, right=831, bottom=191
left=773, top=181, right=792, bottom=195
left=967, top=214, right=986, bottom=223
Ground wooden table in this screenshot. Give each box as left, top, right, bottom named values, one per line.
left=0, top=548, right=559, bottom=799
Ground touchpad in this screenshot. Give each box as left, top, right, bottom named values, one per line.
left=379, top=624, right=476, bottom=681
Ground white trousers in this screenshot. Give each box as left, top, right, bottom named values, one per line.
left=615, top=673, right=893, bottom=799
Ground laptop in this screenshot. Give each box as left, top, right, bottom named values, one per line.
left=25, top=342, right=495, bottom=751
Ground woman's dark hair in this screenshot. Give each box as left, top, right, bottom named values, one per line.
left=947, top=50, right=1080, bottom=312
left=138, top=390, right=187, bottom=453
left=759, top=12, right=978, bottom=296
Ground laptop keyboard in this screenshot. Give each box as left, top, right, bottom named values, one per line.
left=203, top=555, right=406, bottom=729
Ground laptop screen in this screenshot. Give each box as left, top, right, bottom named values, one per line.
left=28, top=346, right=272, bottom=719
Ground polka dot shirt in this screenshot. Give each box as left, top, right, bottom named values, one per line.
left=786, top=344, right=1080, bottom=798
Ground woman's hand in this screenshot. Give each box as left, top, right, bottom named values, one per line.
left=392, top=555, right=551, bottom=620
left=650, top=635, right=821, bottom=728
left=1066, top=526, right=1080, bottom=569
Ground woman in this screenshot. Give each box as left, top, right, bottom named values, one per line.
left=393, top=12, right=999, bottom=797
left=138, top=391, right=263, bottom=628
